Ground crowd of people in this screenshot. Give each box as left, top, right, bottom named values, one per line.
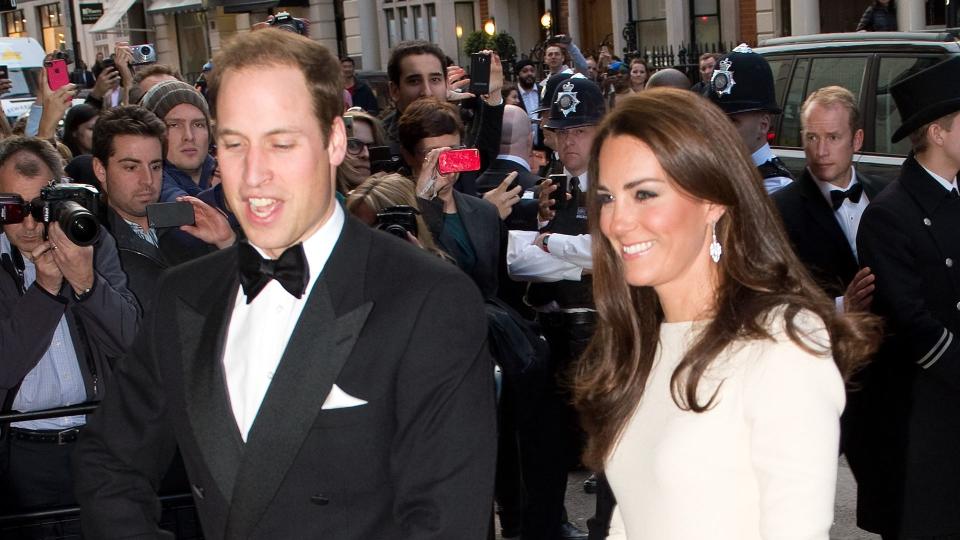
left=0, top=17, right=958, bottom=540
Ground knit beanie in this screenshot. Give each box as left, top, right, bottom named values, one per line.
left=140, top=79, right=211, bottom=125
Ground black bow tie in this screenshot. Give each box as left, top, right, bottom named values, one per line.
left=949, top=188, right=960, bottom=200
left=830, top=183, right=864, bottom=211
left=238, top=241, right=309, bottom=303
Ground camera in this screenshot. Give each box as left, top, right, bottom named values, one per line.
left=375, top=205, right=419, bottom=240
left=369, top=145, right=405, bottom=175
left=0, top=184, right=102, bottom=246
left=269, top=12, right=308, bottom=36
left=130, top=44, right=157, bottom=66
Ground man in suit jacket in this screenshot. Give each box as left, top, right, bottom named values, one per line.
left=854, top=56, right=960, bottom=538
left=74, top=29, right=497, bottom=539
left=476, top=104, right=541, bottom=231
left=773, top=86, right=880, bottom=309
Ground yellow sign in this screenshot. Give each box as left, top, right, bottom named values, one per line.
left=1, top=51, right=23, bottom=61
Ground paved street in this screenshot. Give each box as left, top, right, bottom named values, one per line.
left=498, top=457, right=880, bottom=539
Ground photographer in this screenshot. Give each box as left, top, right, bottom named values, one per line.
left=0, top=137, right=138, bottom=514
left=399, top=97, right=501, bottom=299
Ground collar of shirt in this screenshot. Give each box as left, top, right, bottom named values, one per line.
left=812, top=167, right=862, bottom=207
left=919, top=163, right=959, bottom=193
left=123, top=218, right=159, bottom=247
left=563, top=169, right=589, bottom=191
left=244, top=201, right=345, bottom=303
left=750, top=143, right=777, bottom=168
left=496, top=154, right=532, bottom=172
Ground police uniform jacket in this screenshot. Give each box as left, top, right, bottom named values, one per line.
left=853, top=154, right=960, bottom=536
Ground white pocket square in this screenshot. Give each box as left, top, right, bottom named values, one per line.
left=321, top=384, right=368, bottom=410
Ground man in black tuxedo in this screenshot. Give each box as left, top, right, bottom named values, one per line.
left=74, top=29, right=497, bottom=539
left=853, top=55, right=960, bottom=539
left=773, top=85, right=880, bottom=310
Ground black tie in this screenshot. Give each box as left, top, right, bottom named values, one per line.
left=950, top=188, right=959, bottom=200
left=569, top=176, right=581, bottom=195
left=830, top=183, right=864, bottom=211
left=238, top=241, right=309, bottom=303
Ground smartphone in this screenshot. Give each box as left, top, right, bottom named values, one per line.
left=548, top=173, right=568, bottom=210
left=46, top=59, right=69, bottom=91
left=146, top=201, right=195, bottom=229
left=343, top=115, right=354, bottom=137
left=102, top=57, right=115, bottom=69
left=0, top=65, right=9, bottom=80
left=469, top=52, right=491, bottom=96
left=437, top=148, right=481, bottom=175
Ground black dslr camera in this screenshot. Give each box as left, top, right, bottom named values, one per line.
left=375, top=205, right=419, bottom=240
left=0, top=184, right=102, bottom=246
left=269, top=12, right=308, bottom=35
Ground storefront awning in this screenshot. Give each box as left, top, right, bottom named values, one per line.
left=210, top=0, right=308, bottom=14
left=147, top=0, right=202, bottom=14
left=88, top=0, right=138, bottom=33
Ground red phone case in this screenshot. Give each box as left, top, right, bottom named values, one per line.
left=46, top=60, right=69, bottom=91
left=437, top=148, right=480, bottom=175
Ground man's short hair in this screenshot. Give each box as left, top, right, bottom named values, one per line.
left=132, top=64, right=184, bottom=88
left=208, top=28, right=343, bottom=142
left=91, top=106, right=167, bottom=168
left=909, top=110, right=960, bottom=153
left=387, top=40, right=447, bottom=86
left=0, top=136, right=64, bottom=181
left=800, top=86, right=861, bottom=135
left=397, top=97, right=463, bottom=156
left=340, top=57, right=355, bottom=66
left=699, top=52, right=721, bottom=63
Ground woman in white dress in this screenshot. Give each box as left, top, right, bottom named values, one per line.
left=573, top=89, right=880, bottom=539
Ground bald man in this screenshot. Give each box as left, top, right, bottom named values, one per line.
left=476, top=104, right=541, bottom=193
left=646, top=68, right=692, bottom=90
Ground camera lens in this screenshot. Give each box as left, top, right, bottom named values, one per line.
left=58, top=201, right=100, bottom=246
left=379, top=223, right=409, bottom=240
left=139, top=45, right=152, bottom=56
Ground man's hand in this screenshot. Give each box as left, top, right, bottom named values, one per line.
left=446, top=64, right=472, bottom=102
left=416, top=147, right=455, bottom=199
left=30, top=240, right=64, bottom=295
left=445, top=51, right=504, bottom=106
left=177, top=195, right=236, bottom=249
left=537, top=179, right=559, bottom=222
left=113, top=43, right=134, bottom=89
left=0, top=78, right=12, bottom=96
left=48, top=223, right=95, bottom=295
left=482, top=172, right=522, bottom=220
left=484, top=51, right=503, bottom=106
left=90, top=66, right=120, bottom=101
left=37, top=68, right=76, bottom=139
left=843, top=267, right=875, bottom=313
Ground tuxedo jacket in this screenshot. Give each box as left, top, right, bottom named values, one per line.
left=851, top=155, right=960, bottom=536
left=75, top=216, right=497, bottom=539
left=773, top=168, right=885, bottom=298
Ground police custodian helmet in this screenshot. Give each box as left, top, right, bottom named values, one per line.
left=709, top=43, right=781, bottom=115
left=544, top=74, right=606, bottom=130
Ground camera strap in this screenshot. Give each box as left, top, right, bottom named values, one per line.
left=0, top=246, right=25, bottom=296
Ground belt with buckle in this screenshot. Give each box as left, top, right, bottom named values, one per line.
left=9, top=427, right=82, bottom=445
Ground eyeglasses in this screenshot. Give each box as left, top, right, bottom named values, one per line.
left=0, top=194, right=46, bottom=224
left=347, top=137, right=373, bottom=156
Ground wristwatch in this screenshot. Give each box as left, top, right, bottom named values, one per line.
left=73, top=286, right=93, bottom=302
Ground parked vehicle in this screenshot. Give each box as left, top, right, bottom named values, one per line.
left=0, top=37, right=47, bottom=122
left=756, top=30, right=960, bottom=184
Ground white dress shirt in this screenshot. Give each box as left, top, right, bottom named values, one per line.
left=812, top=168, right=869, bottom=260
left=920, top=163, right=959, bottom=193
left=223, top=204, right=345, bottom=441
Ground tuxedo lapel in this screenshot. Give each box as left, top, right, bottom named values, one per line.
left=225, top=218, right=374, bottom=538
left=176, top=249, right=245, bottom=503
left=798, top=170, right=856, bottom=262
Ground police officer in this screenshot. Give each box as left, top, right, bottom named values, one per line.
left=507, top=74, right=606, bottom=540
left=709, top=44, right=794, bottom=193
left=854, top=55, right=960, bottom=538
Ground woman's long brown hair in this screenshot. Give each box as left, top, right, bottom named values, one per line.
left=573, top=88, right=881, bottom=471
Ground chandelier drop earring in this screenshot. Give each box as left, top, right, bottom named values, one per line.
left=709, top=222, right=722, bottom=263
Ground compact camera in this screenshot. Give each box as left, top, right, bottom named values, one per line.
left=0, top=183, right=102, bottom=246
left=269, top=12, right=308, bottom=36
left=130, top=44, right=157, bottom=66
left=375, top=205, right=419, bottom=240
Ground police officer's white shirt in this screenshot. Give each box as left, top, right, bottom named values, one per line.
left=507, top=170, right=593, bottom=285
left=223, top=204, right=344, bottom=441
left=751, top=143, right=793, bottom=194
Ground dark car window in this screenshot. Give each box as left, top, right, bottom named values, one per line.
left=766, top=58, right=792, bottom=144
left=875, top=56, right=942, bottom=156
left=779, top=58, right=810, bottom=148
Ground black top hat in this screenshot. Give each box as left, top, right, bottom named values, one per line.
left=534, top=72, right=574, bottom=114
left=709, top=44, right=781, bottom=115
left=544, top=75, right=606, bottom=130
left=890, top=56, right=960, bottom=143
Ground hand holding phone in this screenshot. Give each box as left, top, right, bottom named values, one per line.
left=147, top=201, right=195, bottom=229
left=46, top=59, right=70, bottom=91
left=469, top=52, right=491, bottom=96
left=548, top=173, right=568, bottom=211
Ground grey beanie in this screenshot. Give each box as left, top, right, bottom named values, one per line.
left=140, top=80, right=211, bottom=124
